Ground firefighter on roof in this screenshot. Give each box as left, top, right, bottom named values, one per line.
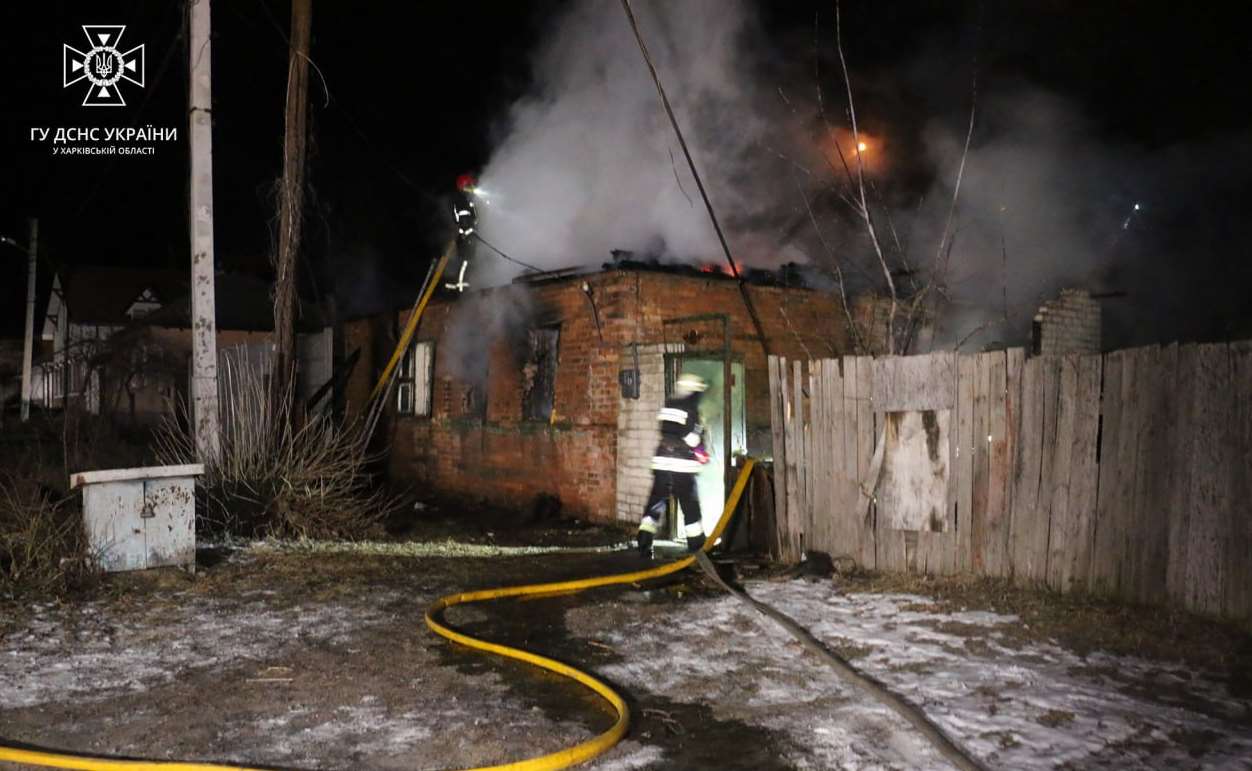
left=447, top=173, right=478, bottom=292
left=637, top=372, right=712, bottom=557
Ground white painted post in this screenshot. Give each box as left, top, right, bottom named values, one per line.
left=19, top=219, right=37, bottom=422
left=189, top=0, right=221, bottom=461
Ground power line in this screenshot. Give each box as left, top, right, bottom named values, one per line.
left=618, top=0, right=771, bottom=356
left=474, top=233, right=542, bottom=273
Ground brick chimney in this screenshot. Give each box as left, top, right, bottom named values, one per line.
left=1031, top=288, right=1101, bottom=355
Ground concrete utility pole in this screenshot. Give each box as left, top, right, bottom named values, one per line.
left=189, top=0, right=221, bottom=461
left=273, top=0, right=313, bottom=404
left=19, top=218, right=37, bottom=422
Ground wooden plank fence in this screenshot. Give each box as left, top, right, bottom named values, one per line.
left=767, top=342, right=1252, bottom=621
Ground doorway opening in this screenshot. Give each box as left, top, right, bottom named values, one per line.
left=662, top=355, right=746, bottom=540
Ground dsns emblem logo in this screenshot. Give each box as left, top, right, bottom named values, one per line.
left=63, top=25, right=145, bottom=107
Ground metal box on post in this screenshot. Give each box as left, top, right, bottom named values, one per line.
left=69, top=464, right=204, bottom=573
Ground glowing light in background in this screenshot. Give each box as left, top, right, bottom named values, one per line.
left=822, top=127, right=885, bottom=173
left=1121, top=201, right=1144, bottom=231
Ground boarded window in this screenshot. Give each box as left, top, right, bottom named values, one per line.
left=877, top=409, right=951, bottom=532
left=397, top=340, right=434, bottom=417
left=523, top=326, right=559, bottom=421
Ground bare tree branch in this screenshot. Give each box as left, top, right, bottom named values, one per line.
left=835, top=0, right=896, bottom=353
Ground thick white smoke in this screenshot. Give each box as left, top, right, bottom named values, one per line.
left=473, top=0, right=811, bottom=286
left=917, top=89, right=1133, bottom=349
left=465, top=1, right=1243, bottom=349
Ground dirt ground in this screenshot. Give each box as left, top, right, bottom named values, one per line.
left=2, top=511, right=1251, bottom=770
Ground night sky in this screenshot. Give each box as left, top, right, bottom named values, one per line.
left=2, top=1, right=1249, bottom=341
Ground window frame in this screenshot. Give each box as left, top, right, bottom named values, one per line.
left=522, top=325, right=560, bottom=422
left=396, top=339, right=435, bottom=418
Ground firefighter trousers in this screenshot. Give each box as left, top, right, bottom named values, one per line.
left=638, top=470, right=704, bottom=541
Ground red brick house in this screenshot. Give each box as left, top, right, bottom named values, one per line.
left=348, top=263, right=855, bottom=531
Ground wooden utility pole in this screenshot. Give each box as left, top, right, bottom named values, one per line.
left=19, top=218, right=37, bottom=422
left=189, top=0, right=221, bottom=461
left=273, top=0, right=313, bottom=402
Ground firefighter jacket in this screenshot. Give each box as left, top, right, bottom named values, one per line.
left=650, top=391, right=706, bottom=473
left=452, top=191, right=477, bottom=240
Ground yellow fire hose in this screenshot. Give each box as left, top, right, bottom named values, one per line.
left=0, top=460, right=757, bottom=771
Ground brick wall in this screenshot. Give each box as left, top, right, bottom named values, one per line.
left=377, top=267, right=851, bottom=523
left=1034, top=288, right=1101, bottom=355
left=614, top=343, right=672, bottom=523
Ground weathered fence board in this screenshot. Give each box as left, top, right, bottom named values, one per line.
left=873, top=353, right=956, bottom=411
left=1114, top=348, right=1145, bottom=595
left=955, top=354, right=977, bottom=572
left=1142, top=344, right=1177, bottom=605
left=1166, top=345, right=1198, bottom=604
left=934, top=352, right=961, bottom=576
left=969, top=354, right=991, bottom=572
left=853, top=357, right=876, bottom=566
left=1060, top=354, right=1102, bottom=592
left=768, top=340, right=1252, bottom=622
left=767, top=356, right=786, bottom=560
left=1090, top=351, right=1124, bottom=594
left=1043, top=356, right=1078, bottom=590
left=806, top=360, right=826, bottom=553
left=1225, top=342, right=1252, bottom=618
left=1011, top=356, right=1049, bottom=583
left=1130, top=346, right=1170, bottom=605
left=984, top=352, right=1014, bottom=577
left=778, top=357, right=803, bottom=562
left=812, top=360, right=832, bottom=556
left=1184, top=344, right=1229, bottom=615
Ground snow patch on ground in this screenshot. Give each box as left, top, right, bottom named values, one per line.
left=580, top=581, right=1252, bottom=770
left=1, top=594, right=399, bottom=709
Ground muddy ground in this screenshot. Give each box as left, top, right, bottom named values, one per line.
left=2, top=512, right=1250, bottom=770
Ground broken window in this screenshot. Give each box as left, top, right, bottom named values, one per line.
left=397, top=340, right=434, bottom=417
left=522, top=326, right=559, bottom=422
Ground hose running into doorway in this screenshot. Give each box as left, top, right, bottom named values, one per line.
left=0, top=461, right=756, bottom=771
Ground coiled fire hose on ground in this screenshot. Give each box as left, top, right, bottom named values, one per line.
left=0, top=462, right=755, bottom=771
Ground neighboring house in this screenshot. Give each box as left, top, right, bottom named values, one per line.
left=344, top=261, right=862, bottom=528
left=29, top=266, right=331, bottom=423
left=0, top=339, right=23, bottom=417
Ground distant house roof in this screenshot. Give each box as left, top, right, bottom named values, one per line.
left=62, top=266, right=188, bottom=325
left=55, top=267, right=324, bottom=333
left=142, top=272, right=327, bottom=332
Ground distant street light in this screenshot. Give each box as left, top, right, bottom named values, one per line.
left=0, top=235, right=29, bottom=253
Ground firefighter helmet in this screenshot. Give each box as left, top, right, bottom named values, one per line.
left=455, top=173, right=476, bottom=193
left=674, top=373, right=708, bottom=395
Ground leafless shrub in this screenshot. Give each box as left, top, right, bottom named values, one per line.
left=0, top=472, right=96, bottom=597
left=154, top=353, right=395, bottom=539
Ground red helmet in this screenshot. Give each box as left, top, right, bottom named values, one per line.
left=455, top=173, right=476, bottom=192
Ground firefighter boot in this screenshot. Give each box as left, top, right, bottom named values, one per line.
left=637, top=530, right=654, bottom=559
left=686, top=534, right=707, bottom=553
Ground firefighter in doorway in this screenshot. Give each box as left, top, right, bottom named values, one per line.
left=637, top=372, right=712, bottom=557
